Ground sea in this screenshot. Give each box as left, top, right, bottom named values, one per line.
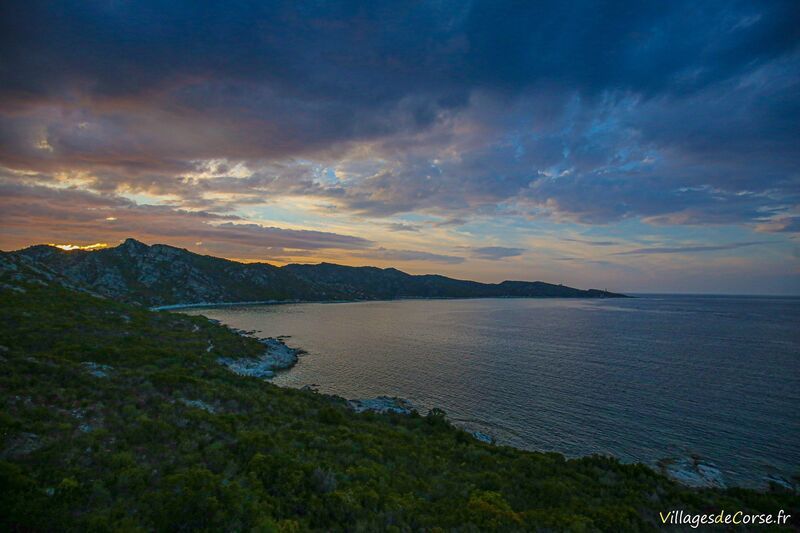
left=181, top=295, right=800, bottom=489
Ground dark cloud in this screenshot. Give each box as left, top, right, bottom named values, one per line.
left=384, top=222, right=420, bottom=232
left=0, top=0, right=798, bottom=238
left=433, top=218, right=468, bottom=228
left=354, top=247, right=464, bottom=264
left=472, top=246, right=525, bottom=260
left=563, top=238, right=620, bottom=246
left=462, top=1, right=799, bottom=95
left=209, top=222, right=373, bottom=251
left=613, top=241, right=774, bottom=255
left=554, top=257, right=615, bottom=266
left=4, top=1, right=797, bottom=103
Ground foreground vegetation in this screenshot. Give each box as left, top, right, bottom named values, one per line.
left=1, top=266, right=797, bottom=531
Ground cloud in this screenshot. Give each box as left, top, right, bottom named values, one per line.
left=384, top=222, right=420, bottom=232
left=755, top=216, right=800, bottom=233
left=0, top=0, right=798, bottom=271
left=612, top=241, right=774, bottom=255
left=211, top=222, right=372, bottom=250
left=4, top=1, right=797, bottom=106
left=355, top=247, right=465, bottom=264
left=554, top=257, right=614, bottom=266
left=433, top=218, right=468, bottom=227
left=471, top=246, right=525, bottom=260
left=0, top=181, right=372, bottom=256
left=562, top=238, right=620, bottom=246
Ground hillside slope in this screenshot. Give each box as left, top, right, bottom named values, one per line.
left=284, top=263, right=616, bottom=299
left=10, top=239, right=625, bottom=307
left=13, top=239, right=347, bottom=306
left=0, top=261, right=796, bottom=531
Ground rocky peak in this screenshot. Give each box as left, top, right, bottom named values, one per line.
left=118, top=238, right=150, bottom=254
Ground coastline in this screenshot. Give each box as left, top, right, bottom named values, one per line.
left=209, top=322, right=791, bottom=493
left=153, top=293, right=631, bottom=312
left=153, top=299, right=317, bottom=311
left=174, top=301, right=796, bottom=494
left=210, top=325, right=502, bottom=447
left=215, top=328, right=304, bottom=379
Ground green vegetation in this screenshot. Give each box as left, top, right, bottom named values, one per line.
left=1, top=274, right=797, bottom=531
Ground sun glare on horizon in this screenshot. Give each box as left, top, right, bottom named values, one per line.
left=49, top=243, right=109, bottom=251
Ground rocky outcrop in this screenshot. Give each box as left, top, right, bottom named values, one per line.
left=472, top=431, right=495, bottom=444
left=347, top=396, right=415, bottom=414
left=659, top=456, right=726, bottom=489
left=217, top=337, right=301, bottom=379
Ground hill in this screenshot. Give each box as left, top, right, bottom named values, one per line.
left=0, top=255, right=796, bottom=530
left=9, top=238, right=625, bottom=307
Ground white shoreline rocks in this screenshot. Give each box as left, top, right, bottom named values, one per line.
left=471, top=431, right=495, bottom=445
left=152, top=299, right=303, bottom=311
left=217, top=337, right=301, bottom=379
left=347, top=396, right=415, bottom=415
left=345, top=396, right=498, bottom=445
left=659, top=456, right=726, bottom=489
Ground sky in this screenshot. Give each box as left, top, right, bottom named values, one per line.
left=0, top=1, right=798, bottom=294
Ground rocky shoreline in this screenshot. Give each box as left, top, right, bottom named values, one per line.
left=152, top=299, right=353, bottom=311
left=347, top=396, right=416, bottom=415
left=151, top=291, right=627, bottom=312
left=212, top=332, right=501, bottom=446
left=217, top=334, right=303, bottom=379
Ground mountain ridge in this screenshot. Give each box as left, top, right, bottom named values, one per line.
left=6, top=238, right=627, bottom=306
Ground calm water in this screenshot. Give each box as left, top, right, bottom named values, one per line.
left=183, top=295, right=800, bottom=488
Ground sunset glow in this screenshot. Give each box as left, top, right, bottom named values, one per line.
left=0, top=1, right=797, bottom=294
left=49, top=243, right=109, bottom=252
